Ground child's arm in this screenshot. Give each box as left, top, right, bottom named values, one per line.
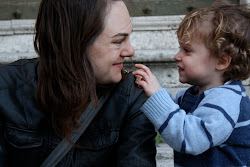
left=142, top=87, right=241, bottom=155
left=133, top=64, right=241, bottom=156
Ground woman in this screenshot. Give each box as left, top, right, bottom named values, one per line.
left=0, top=0, right=156, bottom=166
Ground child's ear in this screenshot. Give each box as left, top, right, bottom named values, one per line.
left=216, top=53, right=231, bottom=71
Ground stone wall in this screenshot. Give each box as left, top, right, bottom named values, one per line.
left=0, top=0, right=238, bottom=20
left=0, top=15, right=250, bottom=96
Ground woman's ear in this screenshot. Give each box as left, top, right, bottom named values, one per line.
left=216, top=53, right=232, bottom=71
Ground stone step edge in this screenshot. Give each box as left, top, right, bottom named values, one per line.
left=0, top=15, right=184, bottom=35
left=0, top=49, right=178, bottom=64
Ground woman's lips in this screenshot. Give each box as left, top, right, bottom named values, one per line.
left=113, top=63, right=123, bottom=69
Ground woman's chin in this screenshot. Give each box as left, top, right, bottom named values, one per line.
left=98, top=74, right=122, bottom=84
left=112, top=74, right=122, bottom=83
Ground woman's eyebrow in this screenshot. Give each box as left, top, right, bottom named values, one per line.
left=112, top=33, right=129, bottom=38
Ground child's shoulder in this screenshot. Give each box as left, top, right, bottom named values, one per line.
left=205, top=81, right=245, bottom=96
left=221, top=80, right=244, bottom=90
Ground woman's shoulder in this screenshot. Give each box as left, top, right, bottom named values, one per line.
left=0, top=58, right=43, bottom=131
left=117, top=71, right=143, bottom=96
left=0, top=58, right=39, bottom=90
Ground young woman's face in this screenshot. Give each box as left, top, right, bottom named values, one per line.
left=88, top=1, right=134, bottom=84
left=174, top=37, right=221, bottom=92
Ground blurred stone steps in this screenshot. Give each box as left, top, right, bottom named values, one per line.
left=156, top=143, right=174, bottom=167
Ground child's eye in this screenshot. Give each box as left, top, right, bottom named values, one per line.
left=179, top=46, right=190, bottom=53
left=183, top=48, right=190, bottom=53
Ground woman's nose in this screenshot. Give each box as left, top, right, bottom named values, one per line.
left=121, top=40, right=135, bottom=57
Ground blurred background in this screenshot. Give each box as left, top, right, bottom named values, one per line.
left=0, top=0, right=240, bottom=20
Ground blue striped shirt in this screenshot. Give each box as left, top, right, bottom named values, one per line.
left=141, top=80, right=250, bottom=166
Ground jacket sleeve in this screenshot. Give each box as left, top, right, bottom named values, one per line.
left=116, top=73, right=157, bottom=167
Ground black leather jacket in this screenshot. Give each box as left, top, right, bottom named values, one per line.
left=0, top=58, right=156, bottom=167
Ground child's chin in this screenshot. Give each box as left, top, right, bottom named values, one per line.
left=179, top=79, right=188, bottom=84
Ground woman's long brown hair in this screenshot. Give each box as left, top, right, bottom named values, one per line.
left=34, top=0, right=120, bottom=144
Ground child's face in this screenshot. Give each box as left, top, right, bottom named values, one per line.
left=174, top=37, right=222, bottom=92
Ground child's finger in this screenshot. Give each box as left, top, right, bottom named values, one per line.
left=135, top=64, right=153, bottom=77
left=133, top=70, right=149, bottom=82
left=135, top=75, right=143, bottom=83
left=136, top=79, right=147, bottom=89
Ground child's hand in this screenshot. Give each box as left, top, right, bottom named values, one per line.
left=132, top=64, right=162, bottom=97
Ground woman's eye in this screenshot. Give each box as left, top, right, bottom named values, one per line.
left=114, top=39, right=124, bottom=44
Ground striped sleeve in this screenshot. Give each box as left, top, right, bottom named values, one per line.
left=141, top=85, right=242, bottom=155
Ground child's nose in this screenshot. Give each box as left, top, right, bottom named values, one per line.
left=174, top=51, right=181, bottom=61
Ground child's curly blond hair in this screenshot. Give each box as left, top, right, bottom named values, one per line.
left=177, top=4, right=250, bottom=81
